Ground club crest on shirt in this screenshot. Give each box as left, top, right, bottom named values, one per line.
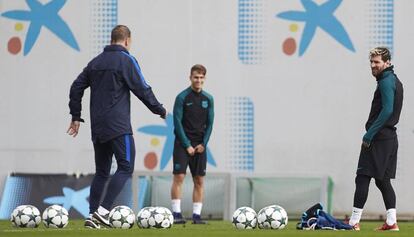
left=202, top=100, right=208, bottom=108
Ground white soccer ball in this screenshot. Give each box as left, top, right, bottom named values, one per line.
left=10, top=205, right=41, bottom=228
left=109, top=205, right=135, bottom=229
left=136, top=206, right=156, bottom=228
left=257, top=205, right=288, bottom=230
left=147, top=206, right=174, bottom=229
left=42, top=205, right=69, bottom=228
left=232, top=206, right=257, bottom=229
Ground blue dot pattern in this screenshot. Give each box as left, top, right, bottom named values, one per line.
left=226, top=97, right=254, bottom=171
left=368, top=0, right=393, bottom=54
left=0, top=176, right=32, bottom=219
left=238, top=0, right=265, bottom=65
left=90, top=0, right=118, bottom=56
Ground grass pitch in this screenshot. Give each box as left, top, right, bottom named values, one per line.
left=1, top=220, right=414, bottom=237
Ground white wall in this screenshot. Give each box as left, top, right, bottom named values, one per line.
left=1, top=0, right=413, bottom=216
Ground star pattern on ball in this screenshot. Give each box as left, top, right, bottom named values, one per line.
left=238, top=207, right=249, bottom=215
left=150, top=209, right=158, bottom=217
left=160, top=209, right=170, bottom=219
left=279, top=216, right=287, bottom=226
left=232, top=215, right=238, bottom=224
left=265, top=214, right=276, bottom=223
left=16, top=209, right=25, bottom=219
left=56, top=207, right=65, bottom=215
left=245, top=218, right=254, bottom=227
left=44, top=214, right=54, bottom=226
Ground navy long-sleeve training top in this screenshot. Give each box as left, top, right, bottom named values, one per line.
left=69, top=45, right=166, bottom=143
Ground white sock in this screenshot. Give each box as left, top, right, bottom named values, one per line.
left=386, top=208, right=397, bottom=225
left=98, top=206, right=109, bottom=215
left=349, top=207, right=363, bottom=226
left=171, top=199, right=181, bottom=213
left=193, top=202, right=203, bottom=215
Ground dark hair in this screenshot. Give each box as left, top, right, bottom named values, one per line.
left=369, top=47, right=391, bottom=62
left=111, top=25, right=131, bottom=43
left=190, top=64, right=207, bottom=75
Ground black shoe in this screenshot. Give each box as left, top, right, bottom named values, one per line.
left=92, top=212, right=111, bottom=227
left=84, top=218, right=101, bottom=229
left=173, top=212, right=186, bottom=224
left=192, top=214, right=207, bottom=224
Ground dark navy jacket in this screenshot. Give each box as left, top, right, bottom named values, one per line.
left=69, top=45, right=166, bottom=143
left=363, top=66, right=403, bottom=142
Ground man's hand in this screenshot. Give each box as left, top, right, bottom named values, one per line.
left=160, top=110, right=167, bottom=119
left=362, top=141, right=371, bottom=148
left=67, top=121, right=80, bottom=137
left=186, top=146, right=195, bottom=156
left=194, top=144, right=205, bottom=153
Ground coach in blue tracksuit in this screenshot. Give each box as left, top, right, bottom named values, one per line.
left=67, top=25, right=166, bottom=229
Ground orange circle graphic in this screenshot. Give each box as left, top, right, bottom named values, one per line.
left=8, top=37, right=22, bottom=55
left=144, top=152, right=158, bottom=170
left=282, top=38, right=296, bottom=56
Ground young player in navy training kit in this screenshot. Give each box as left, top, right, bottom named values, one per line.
left=348, top=47, right=403, bottom=231
left=67, top=25, right=166, bottom=228
left=170, top=64, right=214, bottom=224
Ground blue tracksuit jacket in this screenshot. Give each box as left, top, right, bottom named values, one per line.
left=69, top=45, right=166, bottom=143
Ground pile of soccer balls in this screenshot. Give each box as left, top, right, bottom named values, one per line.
left=11, top=204, right=69, bottom=228
left=232, top=205, right=288, bottom=230
left=108, top=205, right=174, bottom=229
left=10, top=204, right=174, bottom=230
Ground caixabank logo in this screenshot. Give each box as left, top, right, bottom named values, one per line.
left=1, top=0, right=79, bottom=56
left=1, top=0, right=118, bottom=56
left=277, top=0, right=355, bottom=56
left=238, top=0, right=394, bottom=63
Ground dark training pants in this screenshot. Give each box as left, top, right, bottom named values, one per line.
left=353, top=137, right=398, bottom=210
left=353, top=174, right=396, bottom=210
left=89, top=134, right=135, bottom=214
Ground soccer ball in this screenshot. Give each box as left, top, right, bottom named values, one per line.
left=232, top=206, right=257, bottom=229
left=257, top=205, right=288, bottom=230
left=10, top=205, right=41, bottom=228
left=42, top=205, right=69, bottom=228
left=147, top=206, right=174, bottom=229
left=109, top=205, right=135, bottom=229
left=136, top=206, right=156, bottom=228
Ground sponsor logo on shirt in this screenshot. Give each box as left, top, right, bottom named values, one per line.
left=202, top=100, right=208, bottom=108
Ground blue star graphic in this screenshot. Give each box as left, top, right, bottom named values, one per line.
left=138, top=113, right=217, bottom=170
left=1, top=0, right=80, bottom=56
left=43, top=186, right=90, bottom=218
left=277, top=0, right=355, bottom=56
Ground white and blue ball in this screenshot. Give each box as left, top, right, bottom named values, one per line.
left=232, top=206, right=257, bottom=229
left=10, top=205, right=41, bottom=228
left=109, top=205, right=135, bottom=229
left=147, top=206, right=174, bottom=229
left=257, top=205, right=288, bottom=230
left=136, top=206, right=156, bottom=229
left=42, top=205, right=69, bottom=228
